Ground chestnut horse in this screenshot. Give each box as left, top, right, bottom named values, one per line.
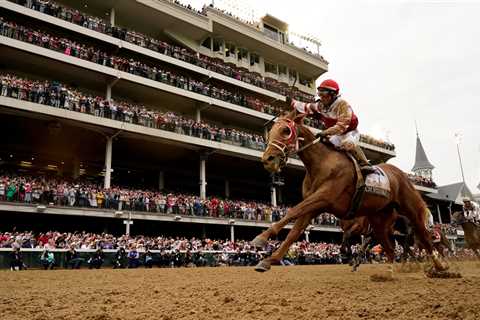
left=252, top=111, right=447, bottom=273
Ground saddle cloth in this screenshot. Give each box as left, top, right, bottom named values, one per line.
left=364, top=166, right=391, bottom=198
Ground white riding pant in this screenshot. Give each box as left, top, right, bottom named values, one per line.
left=329, top=129, right=360, bottom=148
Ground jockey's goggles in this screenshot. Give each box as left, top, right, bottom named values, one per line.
left=317, top=89, right=334, bottom=96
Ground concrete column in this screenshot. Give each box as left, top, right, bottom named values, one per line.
left=104, top=137, right=113, bottom=189
left=196, top=108, right=201, bottom=122
left=305, top=230, right=310, bottom=243
left=225, top=180, right=230, bottom=199
left=110, top=8, right=115, bottom=27
left=436, top=203, right=443, bottom=224
left=277, top=188, right=283, bottom=205
left=159, top=171, right=165, bottom=191
left=199, top=154, right=207, bottom=200
left=72, top=158, right=80, bottom=179
left=106, top=84, right=112, bottom=101
left=124, top=213, right=133, bottom=235
left=270, top=185, right=277, bottom=207
left=201, top=224, right=206, bottom=239
left=124, top=220, right=133, bottom=235
left=230, top=225, right=235, bottom=242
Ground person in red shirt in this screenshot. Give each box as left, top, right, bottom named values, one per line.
left=287, top=79, right=373, bottom=175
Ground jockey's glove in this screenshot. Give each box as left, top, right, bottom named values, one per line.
left=315, top=131, right=328, bottom=139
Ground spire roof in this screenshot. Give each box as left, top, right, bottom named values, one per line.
left=412, top=133, right=434, bottom=172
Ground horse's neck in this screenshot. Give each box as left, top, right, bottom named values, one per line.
left=297, top=125, right=334, bottom=178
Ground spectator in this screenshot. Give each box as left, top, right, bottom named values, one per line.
left=9, top=247, right=26, bottom=271
left=113, top=247, right=127, bottom=269
left=88, top=248, right=104, bottom=269
left=143, top=249, right=154, bottom=268
left=127, top=246, right=141, bottom=268
left=40, top=248, right=55, bottom=269
left=65, top=246, right=84, bottom=269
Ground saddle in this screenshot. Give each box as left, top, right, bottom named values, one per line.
left=344, top=155, right=391, bottom=220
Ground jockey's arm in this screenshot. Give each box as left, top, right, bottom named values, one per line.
left=290, top=99, right=351, bottom=136
left=322, top=100, right=352, bottom=136
left=291, top=99, right=322, bottom=115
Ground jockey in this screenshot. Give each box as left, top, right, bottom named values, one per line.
left=287, top=79, right=374, bottom=175
left=462, top=197, right=479, bottom=223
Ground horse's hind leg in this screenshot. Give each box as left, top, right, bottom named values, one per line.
left=370, top=213, right=396, bottom=263
left=398, top=201, right=449, bottom=272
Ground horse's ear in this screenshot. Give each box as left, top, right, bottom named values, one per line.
left=293, top=111, right=306, bottom=124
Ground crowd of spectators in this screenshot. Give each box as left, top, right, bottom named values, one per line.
left=360, top=134, right=395, bottom=151
left=0, top=172, right=339, bottom=226
left=3, top=229, right=476, bottom=271
left=7, top=0, right=318, bottom=100
left=440, top=223, right=459, bottom=236
left=1, top=15, right=394, bottom=150
left=2, top=231, right=343, bottom=268
left=0, top=17, right=298, bottom=117
left=407, top=173, right=436, bottom=188
left=0, top=74, right=268, bottom=150
left=1, top=72, right=394, bottom=155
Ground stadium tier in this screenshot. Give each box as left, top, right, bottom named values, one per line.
left=1, top=0, right=397, bottom=240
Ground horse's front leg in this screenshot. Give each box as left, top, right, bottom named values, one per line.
left=255, top=212, right=315, bottom=272
left=251, top=188, right=332, bottom=250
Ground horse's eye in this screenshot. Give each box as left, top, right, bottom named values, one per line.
left=282, top=127, right=291, bottom=136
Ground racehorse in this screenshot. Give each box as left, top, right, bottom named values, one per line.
left=340, top=213, right=415, bottom=271
left=339, top=216, right=374, bottom=271
left=252, top=110, right=448, bottom=274
left=451, top=211, right=480, bottom=259
left=339, top=216, right=371, bottom=258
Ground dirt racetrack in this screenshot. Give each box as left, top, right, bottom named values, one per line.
left=1, top=262, right=479, bottom=320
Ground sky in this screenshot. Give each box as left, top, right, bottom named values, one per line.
left=187, top=0, right=480, bottom=192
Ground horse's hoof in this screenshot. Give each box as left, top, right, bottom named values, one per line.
left=425, top=269, right=462, bottom=279
left=251, top=236, right=268, bottom=250
left=254, top=260, right=271, bottom=272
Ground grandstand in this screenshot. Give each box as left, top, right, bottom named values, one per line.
left=0, top=0, right=401, bottom=243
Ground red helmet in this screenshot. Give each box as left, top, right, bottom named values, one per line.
left=318, top=79, right=339, bottom=94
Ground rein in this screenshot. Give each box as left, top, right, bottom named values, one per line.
left=263, top=77, right=297, bottom=128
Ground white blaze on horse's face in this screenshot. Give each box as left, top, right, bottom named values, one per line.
left=262, top=119, right=296, bottom=173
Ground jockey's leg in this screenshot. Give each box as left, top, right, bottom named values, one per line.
left=349, top=144, right=374, bottom=175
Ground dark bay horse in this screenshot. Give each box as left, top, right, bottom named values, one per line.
left=339, top=216, right=373, bottom=271
left=451, top=211, right=480, bottom=259
left=252, top=111, right=447, bottom=273
left=340, top=213, right=416, bottom=271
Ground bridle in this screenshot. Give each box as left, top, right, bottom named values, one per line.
left=267, top=118, right=299, bottom=165
left=266, top=118, right=324, bottom=167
